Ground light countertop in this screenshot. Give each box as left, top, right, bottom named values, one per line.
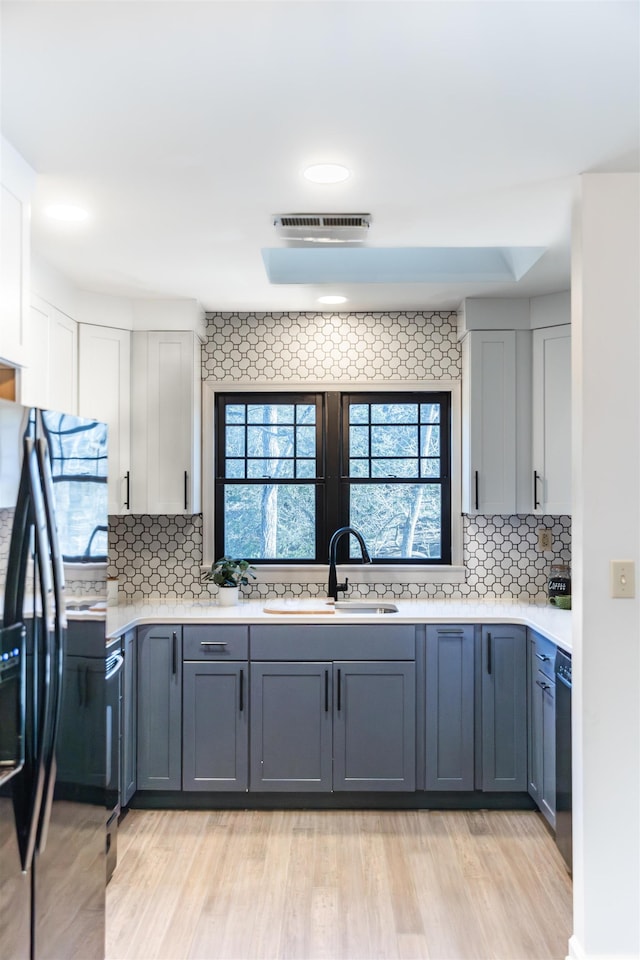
left=104, top=597, right=572, bottom=652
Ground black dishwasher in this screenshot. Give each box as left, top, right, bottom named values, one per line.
left=555, top=648, right=572, bottom=873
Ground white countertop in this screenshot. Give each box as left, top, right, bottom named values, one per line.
left=105, top=597, right=572, bottom=652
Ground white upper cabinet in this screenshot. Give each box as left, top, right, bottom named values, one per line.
left=130, top=330, right=202, bottom=514
left=22, top=297, right=78, bottom=414
left=532, top=325, right=571, bottom=515
left=78, top=324, right=131, bottom=515
left=462, top=330, right=517, bottom=515
left=0, top=139, right=35, bottom=368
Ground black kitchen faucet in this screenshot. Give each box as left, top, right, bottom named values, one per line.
left=327, top=526, right=372, bottom=601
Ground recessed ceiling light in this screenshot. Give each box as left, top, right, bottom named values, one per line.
left=318, top=295, right=348, bottom=305
left=303, top=163, right=350, bottom=184
left=43, top=204, right=90, bottom=222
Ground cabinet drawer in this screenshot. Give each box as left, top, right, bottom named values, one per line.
left=250, top=625, right=415, bottom=661
left=530, top=630, right=556, bottom=681
left=183, top=625, right=249, bottom=660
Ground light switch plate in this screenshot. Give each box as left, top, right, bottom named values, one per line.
left=610, top=560, right=636, bottom=599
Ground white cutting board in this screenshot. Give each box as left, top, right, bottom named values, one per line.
left=263, top=598, right=335, bottom=615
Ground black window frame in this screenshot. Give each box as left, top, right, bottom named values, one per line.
left=215, top=390, right=451, bottom=565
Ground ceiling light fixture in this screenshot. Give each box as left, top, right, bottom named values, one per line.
left=318, top=295, right=348, bottom=305
left=43, top=203, right=90, bottom=222
left=303, top=163, right=350, bottom=184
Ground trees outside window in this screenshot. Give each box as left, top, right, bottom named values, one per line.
left=215, top=391, right=451, bottom=564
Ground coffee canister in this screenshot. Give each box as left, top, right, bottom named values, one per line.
left=548, top=563, right=571, bottom=609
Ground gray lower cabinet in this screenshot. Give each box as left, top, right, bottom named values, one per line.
left=480, top=624, right=527, bottom=791
left=527, top=631, right=556, bottom=827
left=121, top=628, right=137, bottom=806
left=425, top=625, right=475, bottom=790
left=250, top=661, right=332, bottom=791
left=137, top=624, right=182, bottom=790
left=333, top=661, right=415, bottom=791
left=182, top=661, right=248, bottom=791
left=250, top=659, right=416, bottom=792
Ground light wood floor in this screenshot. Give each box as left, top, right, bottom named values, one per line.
left=106, top=808, right=572, bottom=960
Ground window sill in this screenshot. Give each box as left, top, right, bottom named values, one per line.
left=240, top=564, right=467, bottom=585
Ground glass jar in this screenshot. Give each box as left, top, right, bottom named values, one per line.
left=548, top=563, right=571, bottom=609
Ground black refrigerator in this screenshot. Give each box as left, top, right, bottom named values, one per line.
left=0, top=398, right=108, bottom=960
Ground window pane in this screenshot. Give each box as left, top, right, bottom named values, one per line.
left=223, top=484, right=315, bottom=559
left=226, top=405, right=245, bottom=424
left=349, top=426, right=369, bottom=457
left=296, top=460, right=316, bottom=479
left=226, top=459, right=245, bottom=478
left=420, top=403, right=440, bottom=423
left=247, top=458, right=294, bottom=478
left=247, top=404, right=294, bottom=424
left=371, top=458, right=419, bottom=478
left=225, top=426, right=245, bottom=458
left=349, top=483, right=442, bottom=560
left=247, top=424, right=294, bottom=458
left=51, top=480, right=108, bottom=561
left=371, top=424, right=418, bottom=458
left=295, top=405, right=316, bottom=424
left=349, top=459, right=370, bottom=478
left=420, top=458, right=440, bottom=478
left=296, top=426, right=315, bottom=458
left=420, top=424, right=440, bottom=456
left=349, top=404, right=369, bottom=424
left=371, top=403, right=417, bottom=424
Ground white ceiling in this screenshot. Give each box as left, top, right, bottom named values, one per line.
left=1, top=1, right=638, bottom=313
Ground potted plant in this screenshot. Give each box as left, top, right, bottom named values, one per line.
left=202, top=556, right=256, bottom=606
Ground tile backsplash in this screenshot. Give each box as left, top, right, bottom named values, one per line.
left=108, top=513, right=571, bottom=602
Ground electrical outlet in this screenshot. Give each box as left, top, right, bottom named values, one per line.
left=537, top=528, right=553, bottom=552
left=611, top=561, right=636, bottom=599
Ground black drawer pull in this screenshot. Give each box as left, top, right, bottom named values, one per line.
left=487, top=632, right=492, bottom=676
left=535, top=652, right=550, bottom=662
left=200, top=641, right=228, bottom=647
left=337, top=669, right=341, bottom=712
left=124, top=470, right=130, bottom=510
left=172, top=631, right=177, bottom=675
left=239, top=669, right=244, bottom=712
left=474, top=470, right=479, bottom=510
left=184, top=470, right=189, bottom=511
left=535, top=679, right=551, bottom=691
left=324, top=670, right=329, bottom=713
left=534, top=470, right=541, bottom=510
left=438, top=629, right=464, bottom=635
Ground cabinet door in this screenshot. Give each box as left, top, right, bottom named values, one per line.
left=137, top=625, right=182, bottom=790
left=425, top=626, right=475, bottom=790
left=333, top=661, right=416, bottom=792
left=183, top=661, right=248, bottom=791
left=462, top=330, right=517, bottom=514
left=527, top=639, right=542, bottom=806
left=130, top=330, right=201, bottom=514
left=532, top=325, right=571, bottom=514
left=540, top=677, right=556, bottom=827
left=23, top=299, right=78, bottom=413
left=250, top=662, right=332, bottom=791
left=78, top=324, right=131, bottom=514
left=0, top=141, right=33, bottom=368
left=56, top=657, right=105, bottom=790
left=121, top=629, right=137, bottom=806
left=481, top=625, right=527, bottom=791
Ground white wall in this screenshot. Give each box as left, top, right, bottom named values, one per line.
left=570, top=173, right=640, bottom=959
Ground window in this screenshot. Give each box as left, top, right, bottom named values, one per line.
left=215, top=391, right=451, bottom=564
left=41, top=412, right=108, bottom=563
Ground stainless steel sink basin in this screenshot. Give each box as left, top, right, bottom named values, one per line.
left=332, top=601, right=399, bottom=615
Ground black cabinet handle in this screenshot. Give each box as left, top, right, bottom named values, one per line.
left=172, top=631, right=177, bottom=675
left=534, top=652, right=550, bottom=662
left=438, top=628, right=464, bottom=635
left=324, top=670, right=329, bottom=712
left=239, top=669, right=244, bottom=712
left=474, top=470, right=479, bottom=511
left=487, top=632, right=492, bottom=676
left=337, top=669, right=341, bottom=712
left=124, top=471, right=130, bottom=510
left=535, top=679, right=550, bottom=691
left=533, top=470, right=541, bottom=510
left=184, top=471, right=189, bottom=511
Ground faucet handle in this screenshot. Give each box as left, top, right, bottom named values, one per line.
left=337, top=577, right=349, bottom=598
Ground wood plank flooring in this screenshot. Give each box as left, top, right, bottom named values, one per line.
left=106, top=809, right=572, bottom=960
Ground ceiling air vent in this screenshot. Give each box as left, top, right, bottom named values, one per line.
left=273, top=213, right=371, bottom=243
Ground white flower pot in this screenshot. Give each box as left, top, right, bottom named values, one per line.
left=218, top=585, right=239, bottom=606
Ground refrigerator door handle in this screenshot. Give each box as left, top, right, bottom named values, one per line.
left=34, top=437, right=68, bottom=857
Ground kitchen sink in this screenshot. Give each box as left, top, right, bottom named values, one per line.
left=332, top=601, right=399, bottom=615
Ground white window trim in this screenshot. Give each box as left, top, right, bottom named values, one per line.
left=202, top=379, right=463, bottom=584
